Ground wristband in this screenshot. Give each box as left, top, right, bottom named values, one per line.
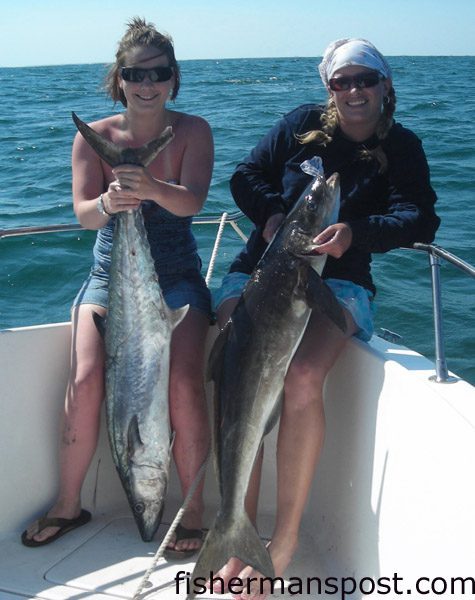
left=97, top=193, right=112, bottom=216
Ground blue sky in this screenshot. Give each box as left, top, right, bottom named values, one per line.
left=1, top=0, right=474, bottom=67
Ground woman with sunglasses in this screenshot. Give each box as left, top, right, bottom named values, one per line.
left=212, top=38, right=439, bottom=599
left=21, top=17, right=213, bottom=557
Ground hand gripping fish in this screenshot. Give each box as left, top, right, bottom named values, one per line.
left=187, top=172, right=346, bottom=597
left=72, top=113, right=188, bottom=541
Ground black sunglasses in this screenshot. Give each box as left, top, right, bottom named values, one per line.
left=120, top=66, right=174, bottom=83
left=329, top=72, right=384, bottom=92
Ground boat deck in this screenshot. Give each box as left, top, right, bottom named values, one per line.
left=0, top=511, right=336, bottom=600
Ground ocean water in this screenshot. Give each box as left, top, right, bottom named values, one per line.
left=0, top=57, right=474, bottom=384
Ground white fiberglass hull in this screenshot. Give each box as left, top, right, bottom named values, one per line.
left=1, top=322, right=474, bottom=599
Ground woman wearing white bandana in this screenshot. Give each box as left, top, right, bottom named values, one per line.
left=212, top=39, right=439, bottom=599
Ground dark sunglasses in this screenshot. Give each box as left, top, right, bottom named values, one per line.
left=120, top=66, right=174, bottom=83
left=328, top=72, right=384, bottom=92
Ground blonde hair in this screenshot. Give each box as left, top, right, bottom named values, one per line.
left=298, top=86, right=396, bottom=173
left=104, top=16, right=180, bottom=107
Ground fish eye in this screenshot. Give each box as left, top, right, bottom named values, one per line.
left=134, top=502, right=145, bottom=514
left=305, top=195, right=317, bottom=210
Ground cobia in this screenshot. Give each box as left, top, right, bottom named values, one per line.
left=187, top=172, right=346, bottom=596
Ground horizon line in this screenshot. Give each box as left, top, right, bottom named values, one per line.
left=1, top=53, right=474, bottom=69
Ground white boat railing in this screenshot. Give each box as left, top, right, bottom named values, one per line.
left=1, top=214, right=474, bottom=385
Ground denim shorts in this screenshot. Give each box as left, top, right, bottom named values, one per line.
left=213, top=271, right=374, bottom=342
left=73, top=265, right=212, bottom=319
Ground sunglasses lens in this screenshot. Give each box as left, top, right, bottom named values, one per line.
left=121, top=67, right=144, bottom=82
left=150, top=67, right=173, bottom=82
left=358, top=73, right=381, bottom=88
left=329, top=72, right=382, bottom=91
left=121, top=66, right=173, bottom=83
left=329, top=77, right=350, bottom=91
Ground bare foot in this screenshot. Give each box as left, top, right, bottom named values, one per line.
left=231, top=538, right=297, bottom=600
left=210, top=557, right=245, bottom=593
left=23, top=501, right=82, bottom=544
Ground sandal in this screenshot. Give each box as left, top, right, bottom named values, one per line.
left=21, top=509, right=91, bottom=547
left=164, top=523, right=205, bottom=560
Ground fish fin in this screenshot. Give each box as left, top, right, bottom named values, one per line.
left=169, top=431, right=176, bottom=455
left=72, top=112, right=174, bottom=167
left=169, top=304, right=189, bottom=328
left=92, top=311, right=106, bottom=339
left=263, top=390, right=283, bottom=436
left=308, top=253, right=328, bottom=276
left=325, top=172, right=341, bottom=225
left=128, top=128, right=174, bottom=167
left=127, top=415, right=144, bottom=460
left=207, top=325, right=232, bottom=492
left=187, top=514, right=274, bottom=599
left=207, top=322, right=231, bottom=382
left=305, top=270, right=347, bottom=333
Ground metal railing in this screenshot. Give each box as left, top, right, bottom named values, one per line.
left=0, top=211, right=249, bottom=289
left=0, top=210, right=248, bottom=240
left=407, top=243, right=475, bottom=383
left=1, top=215, right=474, bottom=384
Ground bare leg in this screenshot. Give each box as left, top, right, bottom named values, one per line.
left=233, top=309, right=357, bottom=600
left=24, top=304, right=105, bottom=543
left=167, top=308, right=210, bottom=553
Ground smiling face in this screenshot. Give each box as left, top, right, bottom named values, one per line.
left=119, top=46, right=175, bottom=112
left=329, top=65, right=391, bottom=141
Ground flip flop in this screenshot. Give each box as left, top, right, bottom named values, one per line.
left=21, top=509, right=92, bottom=547
left=164, top=523, right=205, bottom=561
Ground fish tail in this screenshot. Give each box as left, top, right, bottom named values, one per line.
left=186, top=513, right=274, bottom=599
left=170, top=303, right=189, bottom=328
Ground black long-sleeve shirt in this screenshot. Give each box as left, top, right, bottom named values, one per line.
left=229, top=104, right=440, bottom=295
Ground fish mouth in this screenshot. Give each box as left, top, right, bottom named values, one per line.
left=134, top=501, right=165, bottom=542
left=125, top=469, right=168, bottom=542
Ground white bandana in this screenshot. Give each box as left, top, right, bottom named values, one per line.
left=319, top=38, right=392, bottom=88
